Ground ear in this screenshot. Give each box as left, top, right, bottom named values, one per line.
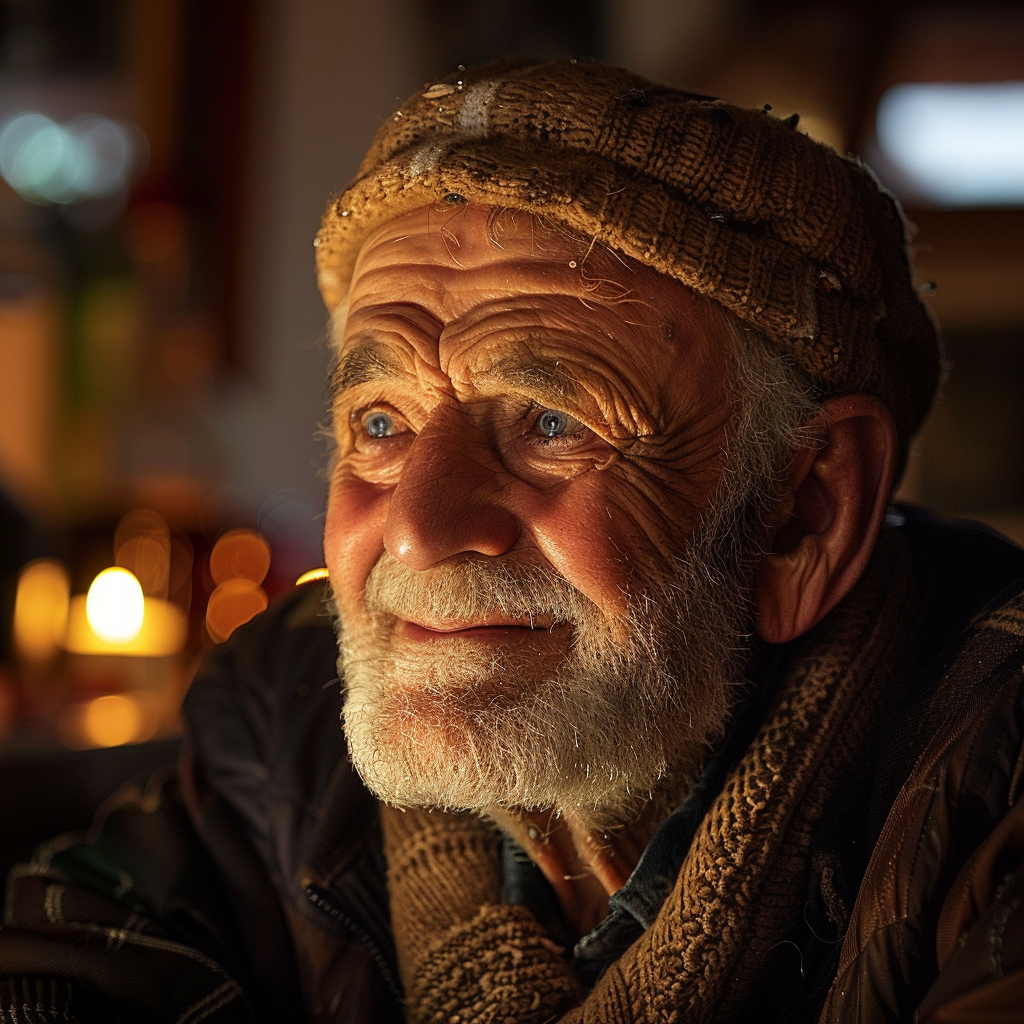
left=755, top=395, right=897, bottom=644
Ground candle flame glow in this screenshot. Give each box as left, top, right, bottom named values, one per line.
left=85, top=568, right=144, bottom=644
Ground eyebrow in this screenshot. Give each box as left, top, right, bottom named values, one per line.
left=477, top=356, right=582, bottom=408
left=330, top=342, right=398, bottom=396
left=330, top=346, right=589, bottom=413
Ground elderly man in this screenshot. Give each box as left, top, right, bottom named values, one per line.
left=2, top=59, right=1024, bottom=1024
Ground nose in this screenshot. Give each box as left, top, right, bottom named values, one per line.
left=383, top=411, right=520, bottom=570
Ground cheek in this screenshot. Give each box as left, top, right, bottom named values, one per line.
left=324, top=469, right=389, bottom=620
left=520, top=472, right=682, bottom=620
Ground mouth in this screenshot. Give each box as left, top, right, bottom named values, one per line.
left=396, top=615, right=564, bottom=641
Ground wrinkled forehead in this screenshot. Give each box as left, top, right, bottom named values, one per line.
left=353, top=203, right=579, bottom=270
left=335, top=202, right=731, bottom=352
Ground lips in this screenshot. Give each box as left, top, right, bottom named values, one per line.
left=398, top=614, right=561, bottom=639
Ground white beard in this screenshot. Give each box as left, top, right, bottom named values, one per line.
left=336, top=498, right=759, bottom=829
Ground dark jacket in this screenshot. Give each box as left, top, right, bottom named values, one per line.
left=2, top=509, right=1024, bottom=1023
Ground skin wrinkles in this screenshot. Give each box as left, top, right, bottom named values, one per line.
left=335, top=378, right=716, bottom=574
left=344, top=317, right=446, bottom=385
left=325, top=202, right=746, bottom=932
left=436, top=296, right=734, bottom=480
left=338, top=286, right=727, bottom=479
left=327, top=203, right=903, bottom=940
left=439, top=302, right=662, bottom=441
left=327, top=204, right=736, bottom=619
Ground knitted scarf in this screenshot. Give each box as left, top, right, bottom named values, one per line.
left=381, top=529, right=915, bottom=1023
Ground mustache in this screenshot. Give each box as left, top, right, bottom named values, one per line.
left=364, top=552, right=601, bottom=627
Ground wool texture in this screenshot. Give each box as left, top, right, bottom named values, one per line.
left=315, top=58, right=940, bottom=467
left=381, top=807, right=581, bottom=1021
left=381, top=528, right=917, bottom=1023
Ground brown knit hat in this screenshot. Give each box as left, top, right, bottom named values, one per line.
left=316, top=58, right=940, bottom=459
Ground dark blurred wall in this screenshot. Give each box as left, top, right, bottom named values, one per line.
left=224, top=0, right=605, bottom=515
left=217, top=0, right=426, bottom=518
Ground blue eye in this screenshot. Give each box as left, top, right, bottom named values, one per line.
left=535, top=409, right=568, bottom=438
left=363, top=411, right=395, bottom=438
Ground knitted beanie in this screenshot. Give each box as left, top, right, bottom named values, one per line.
left=315, top=58, right=940, bottom=460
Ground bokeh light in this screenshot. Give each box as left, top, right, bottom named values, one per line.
left=13, top=559, right=71, bottom=662
left=79, top=693, right=157, bottom=748
left=209, top=528, right=271, bottom=586
left=877, top=82, right=1024, bottom=206
left=115, top=509, right=172, bottom=599
left=65, top=593, right=187, bottom=657
left=0, top=111, right=143, bottom=205
left=206, top=578, right=269, bottom=643
left=85, top=568, right=144, bottom=644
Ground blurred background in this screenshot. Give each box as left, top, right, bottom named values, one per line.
left=0, top=0, right=1021, bottom=854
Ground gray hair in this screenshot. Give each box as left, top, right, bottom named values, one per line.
left=699, top=310, right=823, bottom=567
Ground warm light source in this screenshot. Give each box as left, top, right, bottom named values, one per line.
left=205, top=529, right=271, bottom=643
left=57, top=691, right=160, bottom=749
left=209, top=528, right=271, bottom=586
left=67, top=567, right=186, bottom=656
left=13, top=559, right=70, bottom=661
left=86, top=568, right=145, bottom=643
left=65, top=594, right=187, bottom=656
left=876, top=82, right=1024, bottom=206
left=115, top=509, right=171, bottom=599
left=80, top=693, right=156, bottom=747
left=295, top=567, right=329, bottom=586
left=206, top=579, right=269, bottom=643
left=796, top=113, right=844, bottom=152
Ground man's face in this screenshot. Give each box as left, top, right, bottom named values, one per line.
left=325, top=203, right=752, bottom=824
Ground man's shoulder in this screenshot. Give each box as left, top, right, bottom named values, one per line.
left=184, top=579, right=341, bottom=804
left=882, top=506, right=1024, bottom=771
left=184, top=577, right=341, bottom=744
left=183, top=580, right=372, bottom=895
left=862, top=507, right=1024, bottom=842
left=894, top=509, right=1024, bottom=810
left=825, top=509, right=1024, bottom=1021
left=0, top=771, right=279, bottom=1022
left=181, top=581, right=400, bottom=1014
left=0, top=583, right=397, bottom=1023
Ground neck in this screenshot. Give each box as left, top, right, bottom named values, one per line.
left=488, top=794, right=673, bottom=939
